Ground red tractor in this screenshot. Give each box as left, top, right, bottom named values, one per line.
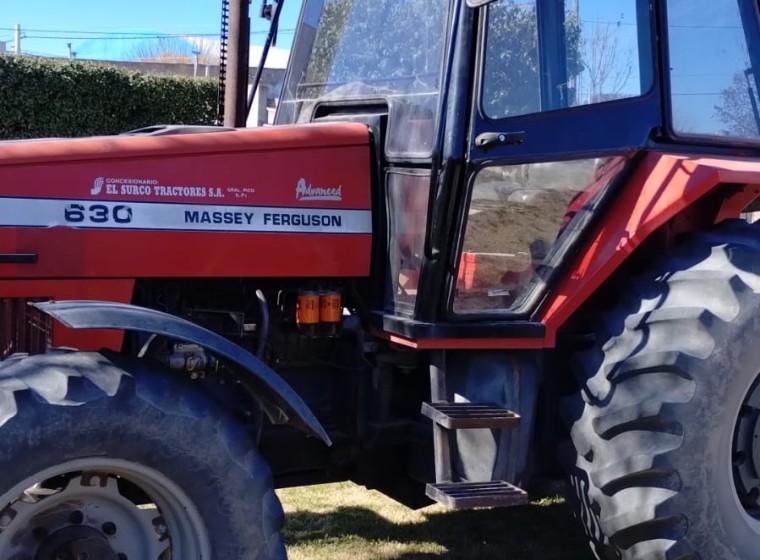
left=2, top=0, right=760, bottom=558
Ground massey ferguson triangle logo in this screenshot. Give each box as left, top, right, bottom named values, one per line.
left=295, top=178, right=342, bottom=201
left=91, top=177, right=105, bottom=195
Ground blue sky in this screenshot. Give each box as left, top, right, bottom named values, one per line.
left=0, top=0, right=304, bottom=59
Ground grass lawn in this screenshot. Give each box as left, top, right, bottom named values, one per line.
left=278, top=481, right=594, bottom=560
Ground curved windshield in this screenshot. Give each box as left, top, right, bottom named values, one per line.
left=277, top=0, right=449, bottom=156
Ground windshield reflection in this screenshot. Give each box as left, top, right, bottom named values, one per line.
left=278, top=0, right=448, bottom=155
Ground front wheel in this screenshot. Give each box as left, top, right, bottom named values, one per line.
left=563, top=220, right=760, bottom=559
left=0, top=350, right=286, bottom=560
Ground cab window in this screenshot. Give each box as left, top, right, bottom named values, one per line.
left=482, top=0, right=650, bottom=119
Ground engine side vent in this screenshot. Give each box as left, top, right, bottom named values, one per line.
left=0, top=298, right=53, bottom=360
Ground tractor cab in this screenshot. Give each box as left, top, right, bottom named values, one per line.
left=6, top=1, right=760, bottom=559
left=277, top=0, right=760, bottom=344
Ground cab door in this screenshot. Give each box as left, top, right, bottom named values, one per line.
left=450, top=0, right=660, bottom=318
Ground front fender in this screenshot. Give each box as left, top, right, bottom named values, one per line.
left=32, top=300, right=331, bottom=446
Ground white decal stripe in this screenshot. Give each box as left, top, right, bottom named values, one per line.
left=0, top=198, right=373, bottom=234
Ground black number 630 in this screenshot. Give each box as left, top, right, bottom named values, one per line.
left=64, top=204, right=132, bottom=224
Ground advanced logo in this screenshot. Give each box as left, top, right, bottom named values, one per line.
left=295, top=178, right=342, bottom=202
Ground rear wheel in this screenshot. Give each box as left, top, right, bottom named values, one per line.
left=0, top=350, right=286, bottom=560
left=563, top=220, right=760, bottom=559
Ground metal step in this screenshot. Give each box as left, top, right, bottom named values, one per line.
left=426, top=481, right=528, bottom=509
left=421, top=401, right=520, bottom=429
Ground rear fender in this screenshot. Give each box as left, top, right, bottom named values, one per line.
left=32, top=300, right=331, bottom=446
left=540, top=153, right=760, bottom=344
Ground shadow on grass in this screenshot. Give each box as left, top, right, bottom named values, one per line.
left=283, top=493, right=594, bottom=560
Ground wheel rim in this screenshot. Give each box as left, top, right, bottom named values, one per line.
left=733, top=374, right=760, bottom=523
left=0, top=458, right=210, bottom=560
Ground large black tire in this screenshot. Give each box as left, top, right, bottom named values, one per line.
left=0, top=349, right=286, bottom=560
left=562, top=219, right=760, bottom=560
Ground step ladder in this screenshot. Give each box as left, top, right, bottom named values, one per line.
left=421, top=352, right=529, bottom=510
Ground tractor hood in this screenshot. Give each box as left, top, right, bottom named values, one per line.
left=0, top=122, right=373, bottom=279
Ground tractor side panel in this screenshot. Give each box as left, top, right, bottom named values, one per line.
left=0, top=123, right=372, bottom=278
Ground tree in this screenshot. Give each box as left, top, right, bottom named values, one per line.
left=580, top=21, right=634, bottom=104
left=714, top=70, right=760, bottom=138
left=303, top=0, right=446, bottom=97
left=125, top=36, right=219, bottom=64
left=483, top=3, right=640, bottom=117
left=482, top=1, right=583, bottom=118
left=482, top=2, right=542, bottom=117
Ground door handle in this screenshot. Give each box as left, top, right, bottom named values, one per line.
left=0, top=253, right=37, bottom=264
left=475, top=131, right=526, bottom=150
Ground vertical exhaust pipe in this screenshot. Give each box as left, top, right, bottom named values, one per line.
left=224, top=0, right=251, bottom=127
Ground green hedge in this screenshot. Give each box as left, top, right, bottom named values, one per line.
left=0, top=55, right=218, bottom=139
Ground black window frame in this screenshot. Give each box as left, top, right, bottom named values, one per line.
left=443, top=0, right=663, bottom=322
